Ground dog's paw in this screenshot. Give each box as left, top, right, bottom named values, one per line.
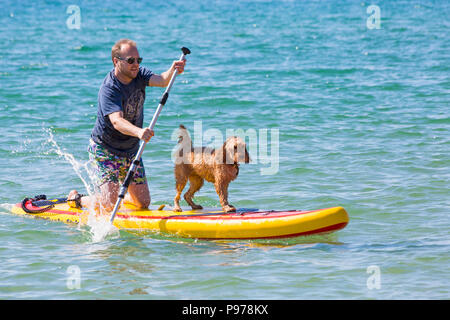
left=223, top=205, right=236, bottom=213
left=173, top=206, right=183, bottom=212
left=191, top=204, right=203, bottom=210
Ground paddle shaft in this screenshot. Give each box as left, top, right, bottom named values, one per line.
left=109, top=47, right=191, bottom=223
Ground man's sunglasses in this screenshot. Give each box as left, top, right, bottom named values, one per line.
left=115, top=56, right=143, bottom=64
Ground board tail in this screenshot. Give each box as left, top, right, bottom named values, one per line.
left=21, top=195, right=68, bottom=214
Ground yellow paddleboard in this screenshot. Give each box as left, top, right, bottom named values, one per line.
left=13, top=197, right=349, bottom=240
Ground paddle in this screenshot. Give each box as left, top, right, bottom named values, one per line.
left=109, top=47, right=191, bottom=224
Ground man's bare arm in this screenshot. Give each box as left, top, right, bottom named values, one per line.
left=108, top=111, right=154, bottom=142
left=148, top=60, right=186, bottom=87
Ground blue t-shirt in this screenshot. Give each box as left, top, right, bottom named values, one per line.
left=91, top=67, right=153, bottom=157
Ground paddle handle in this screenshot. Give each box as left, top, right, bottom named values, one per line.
left=147, top=47, right=191, bottom=132
left=133, top=47, right=190, bottom=163
left=109, top=47, right=191, bottom=224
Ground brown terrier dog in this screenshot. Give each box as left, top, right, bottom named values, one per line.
left=173, top=125, right=250, bottom=212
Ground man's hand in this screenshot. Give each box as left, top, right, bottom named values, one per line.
left=138, top=128, right=154, bottom=142
left=171, top=59, right=186, bottom=75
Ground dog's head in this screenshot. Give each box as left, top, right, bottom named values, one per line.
left=221, top=136, right=250, bottom=165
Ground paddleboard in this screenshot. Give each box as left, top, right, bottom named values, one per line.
left=12, top=197, right=349, bottom=240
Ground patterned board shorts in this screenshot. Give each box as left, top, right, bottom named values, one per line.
left=88, top=139, right=147, bottom=186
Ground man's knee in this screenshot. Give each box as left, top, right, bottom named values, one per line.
left=135, top=194, right=151, bottom=209
left=128, top=183, right=151, bottom=209
left=101, top=198, right=117, bottom=212
left=100, top=182, right=119, bottom=212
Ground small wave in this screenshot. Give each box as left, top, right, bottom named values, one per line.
left=0, top=203, right=13, bottom=213
left=71, top=45, right=102, bottom=52
left=374, top=82, right=406, bottom=91
left=20, top=63, right=48, bottom=70
left=305, top=67, right=361, bottom=75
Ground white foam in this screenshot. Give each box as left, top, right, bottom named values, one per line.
left=85, top=208, right=120, bottom=242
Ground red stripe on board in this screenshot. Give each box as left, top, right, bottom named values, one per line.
left=196, top=222, right=349, bottom=240
left=44, top=209, right=80, bottom=215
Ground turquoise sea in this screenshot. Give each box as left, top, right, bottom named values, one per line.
left=0, top=0, right=449, bottom=300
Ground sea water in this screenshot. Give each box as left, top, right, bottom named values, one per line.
left=0, top=0, right=449, bottom=299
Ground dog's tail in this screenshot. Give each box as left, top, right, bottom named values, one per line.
left=174, top=125, right=193, bottom=161
left=178, top=124, right=192, bottom=148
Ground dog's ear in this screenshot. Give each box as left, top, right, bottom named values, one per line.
left=245, top=147, right=250, bottom=163
left=227, top=137, right=239, bottom=164
left=212, top=144, right=224, bottom=164
left=218, top=138, right=231, bottom=164
left=222, top=143, right=227, bottom=164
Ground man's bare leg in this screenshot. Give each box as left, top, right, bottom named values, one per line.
left=68, top=181, right=150, bottom=212
left=126, top=182, right=151, bottom=209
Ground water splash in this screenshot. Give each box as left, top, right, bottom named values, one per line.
left=45, top=128, right=96, bottom=196
left=45, top=128, right=120, bottom=242
left=81, top=210, right=120, bottom=243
